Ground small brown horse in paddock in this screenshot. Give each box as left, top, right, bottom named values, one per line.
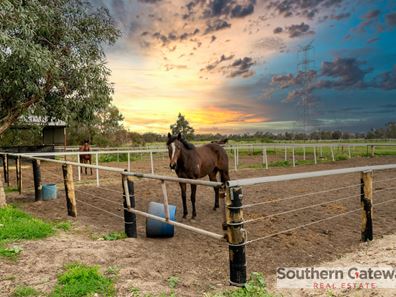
left=79, top=140, right=92, bottom=175
left=167, top=133, right=230, bottom=218
left=211, top=138, right=228, bottom=145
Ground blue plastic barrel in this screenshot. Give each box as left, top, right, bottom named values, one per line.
left=41, top=184, right=57, bottom=201
left=146, top=202, right=177, bottom=238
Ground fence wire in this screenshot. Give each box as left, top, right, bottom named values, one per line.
left=75, top=198, right=124, bottom=221
left=245, top=196, right=396, bottom=245
left=244, top=193, right=360, bottom=224
left=241, top=182, right=362, bottom=209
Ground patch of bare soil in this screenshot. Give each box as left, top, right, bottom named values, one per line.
left=1, top=156, right=396, bottom=296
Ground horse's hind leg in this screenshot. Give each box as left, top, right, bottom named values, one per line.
left=191, top=184, right=197, bottom=219
left=209, top=172, right=219, bottom=210
left=179, top=182, right=188, bottom=218
left=90, top=158, right=92, bottom=175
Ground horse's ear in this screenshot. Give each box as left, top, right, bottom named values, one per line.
left=177, top=133, right=182, bottom=140
left=167, top=132, right=171, bottom=138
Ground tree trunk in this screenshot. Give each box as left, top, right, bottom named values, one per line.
left=0, top=177, right=6, bottom=208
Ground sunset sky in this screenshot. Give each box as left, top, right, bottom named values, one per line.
left=92, top=0, right=396, bottom=134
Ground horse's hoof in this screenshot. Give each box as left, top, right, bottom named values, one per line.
left=212, top=207, right=217, bottom=211
left=182, top=214, right=188, bottom=219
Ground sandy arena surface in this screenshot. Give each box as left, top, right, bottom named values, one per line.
left=1, top=154, right=396, bottom=296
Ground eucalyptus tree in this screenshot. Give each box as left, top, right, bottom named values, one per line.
left=0, top=0, right=120, bottom=206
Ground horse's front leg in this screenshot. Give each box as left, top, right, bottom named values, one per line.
left=191, top=184, right=197, bottom=219
left=213, top=187, right=219, bottom=210
left=179, top=182, right=188, bottom=218
left=209, top=172, right=219, bottom=210
left=85, top=161, right=87, bottom=175
left=90, top=158, right=93, bottom=175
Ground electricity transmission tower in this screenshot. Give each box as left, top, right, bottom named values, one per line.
left=297, top=40, right=315, bottom=135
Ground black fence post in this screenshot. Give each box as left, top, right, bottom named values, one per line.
left=225, top=186, right=247, bottom=286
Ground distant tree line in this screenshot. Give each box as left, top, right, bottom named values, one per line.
left=1, top=118, right=395, bottom=148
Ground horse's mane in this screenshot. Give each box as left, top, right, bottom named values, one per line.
left=180, top=138, right=195, bottom=150
left=167, top=136, right=195, bottom=150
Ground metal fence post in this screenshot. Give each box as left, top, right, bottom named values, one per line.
left=122, top=173, right=137, bottom=238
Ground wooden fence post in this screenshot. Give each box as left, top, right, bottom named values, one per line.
left=225, top=186, right=246, bottom=286
left=360, top=170, right=373, bottom=242
left=122, top=173, right=137, bottom=238
left=16, top=156, right=22, bottom=194
left=32, top=160, right=42, bottom=201
left=62, top=164, right=77, bottom=217
left=330, top=146, right=335, bottom=162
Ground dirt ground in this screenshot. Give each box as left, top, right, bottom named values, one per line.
left=1, top=155, right=396, bottom=296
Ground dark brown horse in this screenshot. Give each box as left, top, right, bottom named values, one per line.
left=167, top=133, right=230, bottom=218
left=79, top=140, right=92, bottom=175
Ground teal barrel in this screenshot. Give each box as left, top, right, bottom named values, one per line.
left=146, top=202, right=177, bottom=238
left=41, top=184, right=57, bottom=201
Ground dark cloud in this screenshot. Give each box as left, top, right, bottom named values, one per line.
left=272, top=70, right=316, bottom=88
left=201, top=55, right=255, bottom=78
left=386, top=12, right=396, bottom=27
left=363, top=9, right=380, bottom=19
left=367, top=37, right=379, bottom=44
left=227, top=57, right=255, bottom=78
left=266, top=0, right=344, bottom=19
left=147, top=28, right=200, bottom=46
left=374, top=65, right=396, bottom=90
left=204, top=19, right=231, bottom=34
left=318, top=58, right=372, bottom=88
left=231, top=3, right=255, bottom=18
left=286, top=22, right=314, bottom=38
left=183, top=0, right=255, bottom=20
left=354, top=9, right=381, bottom=33
left=330, top=12, right=350, bottom=20
left=138, top=0, right=162, bottom=3
left=273, top=26, right=283, bottom=33
left=203, top=0, right=256, bottom=19
left=201, top=54, right=235, bottom=72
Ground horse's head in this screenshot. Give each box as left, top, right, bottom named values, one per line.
left=167, top=132, right=182, bottom=170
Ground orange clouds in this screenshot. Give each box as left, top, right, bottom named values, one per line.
left=186, top=106, right=267, bottom=125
